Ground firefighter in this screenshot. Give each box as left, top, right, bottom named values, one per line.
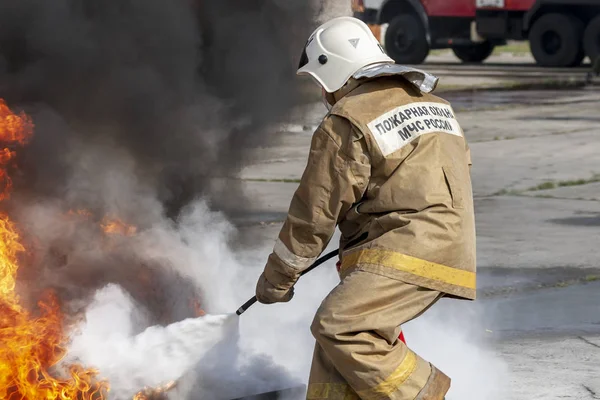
left=255, top=16, right=476, bottom=400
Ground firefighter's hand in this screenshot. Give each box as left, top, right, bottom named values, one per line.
left=255, top=272, right=295, bottom=304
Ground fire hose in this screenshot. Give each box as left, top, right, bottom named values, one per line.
left=234, top=234, right=406, bottom=344
left=234, top=245, right=407, bottom=344
left=235, top=248, right=339, bottom=316
left=236, top=233, right=369, bottom=316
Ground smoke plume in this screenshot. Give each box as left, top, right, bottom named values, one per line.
left=0, top=0, right=315, bottom=218
left=0, top=0, right=326, bottom=397
left=0, top=0, right=320, bottom=321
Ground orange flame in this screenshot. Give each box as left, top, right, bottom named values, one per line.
left=0, top=100, right=109, bottom=399
left=67, top=209, right=94, bottom=219
left=0, top=99, right=33, bottom=201
left=133, top=381, right=177, bottom=400
left=191, top=297, right=206, bottom=317
left=101, top=217, right=137, bottom=237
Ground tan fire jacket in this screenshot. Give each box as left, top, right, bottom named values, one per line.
left=261, top=75, right=476, bottom=300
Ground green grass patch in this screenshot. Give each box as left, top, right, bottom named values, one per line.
left=493, top=188, right=521, bottom=196
left=527, top=174, right=600, bottom=192
left=493, top=41, right=530, bottom=56
left=559, top=179, right=590, bottom=187
left=530, top=181, right=557, bottom=191
left=558, top=175, right=600, bottom=187
left=430, top=49, right=452, bottom=56
left=494, top=174, right=600, bottom=197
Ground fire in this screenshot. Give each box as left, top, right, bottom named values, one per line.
left=0, top=99, right=33, bottom=201
left=191, top=297, right=207, bottom=317
left=101, top=217, right=137, bottom=237
left=67, top=209, right=137, bottom=237
left=133, top=381, right=177, bottom=400
left=0, top=100, right=109, bottom=399
left=67, top=209, right=94, bottom=219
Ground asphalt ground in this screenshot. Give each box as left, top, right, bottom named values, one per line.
left=225, top=79, right=600, bottom=400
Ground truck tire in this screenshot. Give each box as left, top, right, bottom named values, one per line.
left=384, top=14, right=429, bottom=64
left=452, top=41, right=495, bottom=63
left=584, top=15, right=600, bottom=63
left=529, top=14, right=584, bottom=67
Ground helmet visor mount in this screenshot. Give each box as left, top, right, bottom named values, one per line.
left=298, top=47, right=309, bottom=70
left=297, top=45, right=325, bottom=90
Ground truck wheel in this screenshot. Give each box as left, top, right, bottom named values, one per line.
left=529, top=14, right=584, bottom=67
left=384, top=14, right=429, bottom=64
left=452, top=41, right=495, bottom=63
left=584, top=16, right=600, bottom=63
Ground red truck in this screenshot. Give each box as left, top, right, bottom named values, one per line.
left=352, top=0, right=600, bottom=67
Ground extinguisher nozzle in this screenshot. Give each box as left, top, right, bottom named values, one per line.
left=236, top=296, right=258, bottom=316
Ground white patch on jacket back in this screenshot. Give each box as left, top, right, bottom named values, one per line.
left=367, top=102, right=463, bottom=157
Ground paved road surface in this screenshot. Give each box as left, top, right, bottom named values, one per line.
left=225, top=85, right=600, bottom=400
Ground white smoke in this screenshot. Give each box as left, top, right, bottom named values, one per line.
left=404, top=301, right=512, bottom=400
left=62, top=194, right=511, bottom=400
left=47, top=146, right=510, bottom=399
left=316, top=0, right=351, bottom=23
left=65, top=284, right=236, bottom=399
left=59, top=194, right=334, bottom=399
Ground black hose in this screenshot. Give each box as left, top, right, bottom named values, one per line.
left=235, top=249, right=339, bottom=316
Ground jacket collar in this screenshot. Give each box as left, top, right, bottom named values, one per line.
left=328, top=64, right=439, bottom=106
left=331, top=78, right=364, bottom=105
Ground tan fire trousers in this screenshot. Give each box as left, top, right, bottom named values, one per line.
left=307, top=269, right=450, bottom=400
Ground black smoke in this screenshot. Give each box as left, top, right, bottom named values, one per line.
left=0, top=0, right=321, bottom=325
left=0, top=2, right=327, bottom=396
left=0, top=0, right=317, bottom=219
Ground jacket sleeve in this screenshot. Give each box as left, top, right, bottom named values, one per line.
left=262, top=115, right=371, bottom=289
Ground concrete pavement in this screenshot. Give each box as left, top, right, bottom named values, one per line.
left=230, top=84, right=600, bottom=400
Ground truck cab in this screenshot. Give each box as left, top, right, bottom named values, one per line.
left=353, top=0, right=600, bottom=67
left=476, top=0, right=600, bottom=66
left=352, top=0, right=498, bottom=64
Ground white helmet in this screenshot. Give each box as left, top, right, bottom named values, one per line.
left=297, top=16, right=394, bottom=93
